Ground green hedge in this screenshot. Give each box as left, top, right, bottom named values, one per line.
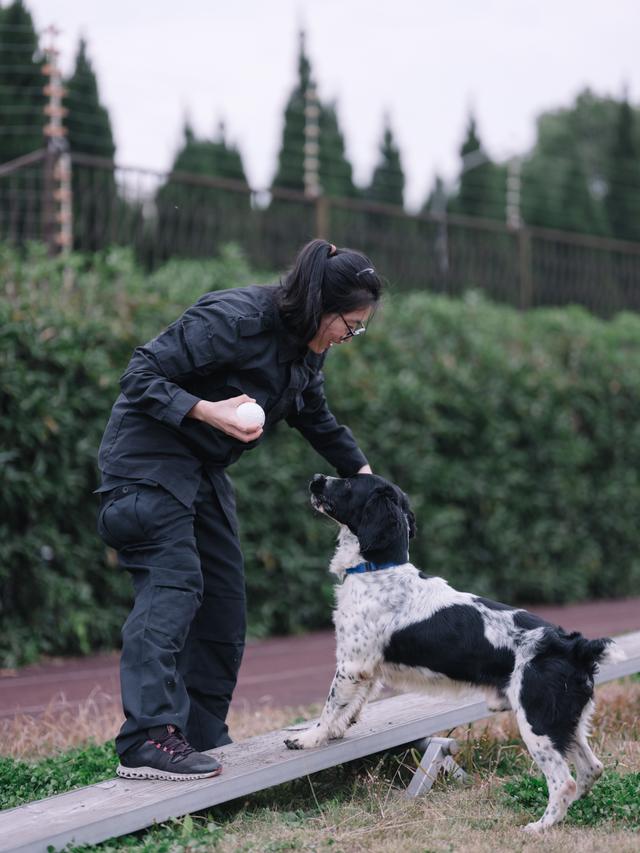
left=1, top=244, right=640, bottom=667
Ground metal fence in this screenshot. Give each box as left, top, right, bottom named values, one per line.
left=2, top=148, right=640, bottom=316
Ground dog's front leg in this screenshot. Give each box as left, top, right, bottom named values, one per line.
left=346, top=678, right=381, bottom=727
left=285, top=665, right=374, bottom=750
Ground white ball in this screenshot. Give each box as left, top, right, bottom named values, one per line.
left=236, top=401, right=265, bottom=428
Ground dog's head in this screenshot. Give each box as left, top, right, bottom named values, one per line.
left=309, top=473, right=416, bottom=562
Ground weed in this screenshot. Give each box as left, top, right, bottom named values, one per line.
left=503, top=769, right=640, bottom=827
left=0, top=741, right=116, bottom=810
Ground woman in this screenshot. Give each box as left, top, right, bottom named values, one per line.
left=95, top=239, right=381, bottom=781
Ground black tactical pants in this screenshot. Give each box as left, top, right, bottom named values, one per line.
left=97, top=473, right=245, bottom=757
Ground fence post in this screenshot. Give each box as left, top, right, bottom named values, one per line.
left=55, top=147, right=73, bottom=252
left=42, top=145, right=57, bottom=254
left=42, top=24, right=71, bottom=254
left=315, top=194, right=330, bottom=239
left=518, top=226, right=533, bottom=309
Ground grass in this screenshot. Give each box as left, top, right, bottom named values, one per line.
left=1, top=680, right=639, bottom=852
left=503, top=770, right=640, bottom=827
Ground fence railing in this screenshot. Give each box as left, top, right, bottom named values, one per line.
left=2, top=148, right=640, bottom=316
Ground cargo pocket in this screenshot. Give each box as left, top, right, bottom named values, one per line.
left=182, top=317, right=216, bottom=371
left=97, top=491, right=146, bottom=549
left=133, top=485, right=191, bottom=541
left=143, top=585, right=201, bottom=658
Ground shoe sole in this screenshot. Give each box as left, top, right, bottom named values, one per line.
left=117, top=764, right=222, bottom=782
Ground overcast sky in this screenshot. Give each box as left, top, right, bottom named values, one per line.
left=28, top=0, right=640, bottom=210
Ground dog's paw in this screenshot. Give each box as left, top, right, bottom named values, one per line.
left=486, top=696, right=512, bottom=712
left=284, top=726, right=327, bottom=750
left=521, top=820, right=545, bottom=834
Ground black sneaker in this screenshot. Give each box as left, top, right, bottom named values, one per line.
left=116, top=724, right=223, bottom=781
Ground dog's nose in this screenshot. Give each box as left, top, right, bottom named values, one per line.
left=310, top=474, right=327, bottom=494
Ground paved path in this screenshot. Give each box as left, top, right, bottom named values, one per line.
left=1, top=597, right=639, bottom=720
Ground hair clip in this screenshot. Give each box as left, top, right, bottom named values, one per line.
left=356, top=267, right=375, bottom=277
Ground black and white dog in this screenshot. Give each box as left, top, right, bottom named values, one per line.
left=284, top=473, right=624, bottom=832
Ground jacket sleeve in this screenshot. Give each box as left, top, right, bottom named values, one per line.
left=286, top=367, right=368, bottom=477
left=119, top=304, right=242, bottom=429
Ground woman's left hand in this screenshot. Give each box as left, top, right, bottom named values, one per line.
left=357, top=464, right=373, bottom=474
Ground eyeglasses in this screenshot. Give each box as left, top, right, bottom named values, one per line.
left=338, top=315, right=367, bottom=342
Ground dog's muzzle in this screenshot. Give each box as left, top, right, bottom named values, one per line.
left=309, top=474, right=332, bottom=513
left=309, top=474, right=327, bottom=496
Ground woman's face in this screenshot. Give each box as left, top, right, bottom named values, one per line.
left=307, top=307, right=374, bottom=354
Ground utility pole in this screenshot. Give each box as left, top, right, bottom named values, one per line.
left=303, top=81, right=321, bottom=198
left=304, top=80, right=328, bottom=236
left=42, top=24, right=72, bottom=253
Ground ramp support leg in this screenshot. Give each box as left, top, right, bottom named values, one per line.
left=405, top=736, right=468, bottom=797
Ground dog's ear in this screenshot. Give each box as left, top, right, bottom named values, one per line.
left=405, top=508, right=417, bottom=539
left=400, top=492, right=417, bottom=539
left=358, top=485, right=405, bottom=553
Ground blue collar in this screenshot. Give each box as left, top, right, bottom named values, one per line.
left=345, top=561, right=401, bottom=575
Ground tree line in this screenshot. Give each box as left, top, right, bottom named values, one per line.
left=1, top=0, right=640, bottom=247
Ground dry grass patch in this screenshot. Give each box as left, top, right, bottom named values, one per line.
left=209, top=781, right=640, bottom=853
left=0, top=689, right=320, bottom=761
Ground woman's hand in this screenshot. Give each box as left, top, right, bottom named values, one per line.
left=187, top=395, right=264, bottom=443
left=357, top=464, right=373, bottom=474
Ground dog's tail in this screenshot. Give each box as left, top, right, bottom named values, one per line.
left=594, top=639, right=626, bottom=667
left=537, top=631, right=626, bottom=677
left=566, top=633, right=626, bottom=672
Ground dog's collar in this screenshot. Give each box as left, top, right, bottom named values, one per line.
left=345, top=561, right=400, bottom=575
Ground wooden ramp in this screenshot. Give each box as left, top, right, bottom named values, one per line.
left=2, top=629, right=639, bottom=853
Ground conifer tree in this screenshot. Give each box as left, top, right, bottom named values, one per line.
left=319, top=101, right=356, bottom=198
left=0, top=1, right=46, bottom=243
left=557, top=150, right=605, bottom=234
left=605, top=97, right=640, bottom=242
left=63, top=38, right=117, bottom=250
left=366, top=116, right=405, bottom=207
left=520, top=89, right=638, bottom=235
left=453, top=114, right=504, bottom=220
left=155, top=120, right=250, bottom=260
left=271, top=31, right=310, bottom=193
left=64, top=38, right=115, bottom=159
left=271, top=31, right=356, bottom=200
left=0, top=0, right=44, bottom=164
left=169, top=120, right=247, bottom=182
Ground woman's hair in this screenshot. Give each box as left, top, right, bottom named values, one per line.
left=276, top=239, right=383, bottom=343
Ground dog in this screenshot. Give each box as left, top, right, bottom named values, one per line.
left=284, top=473, right=625, bottom=832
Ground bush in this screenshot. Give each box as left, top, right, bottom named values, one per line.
left=2, top=245, right=640, bottom=666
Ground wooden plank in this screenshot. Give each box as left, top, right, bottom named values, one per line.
left=2, top=629, right=639, bottom=853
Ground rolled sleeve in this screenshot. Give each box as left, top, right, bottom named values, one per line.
left=286, top=369, right=368, bottom=477
left=119, top=304, right=242, bottom=427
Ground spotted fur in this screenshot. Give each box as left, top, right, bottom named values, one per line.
left=284, top=473, right=625, bottom=832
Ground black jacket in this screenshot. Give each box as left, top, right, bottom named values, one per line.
left=96, top=283, right=368, bottom=508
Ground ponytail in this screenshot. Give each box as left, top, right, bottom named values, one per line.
left=277, top=239, right=382, bottom=343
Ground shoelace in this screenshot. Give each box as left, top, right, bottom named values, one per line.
left=148, top=726, right=196, bottom=760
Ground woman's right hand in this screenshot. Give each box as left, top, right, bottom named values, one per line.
left=187, top=395, right=264, bottom=442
